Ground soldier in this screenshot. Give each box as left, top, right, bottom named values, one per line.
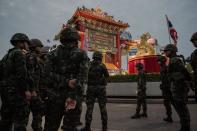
left=131, top=63, right=147, bottom=119
left=39, top=46, right=50, bottom=116
left=163, top=44, right=191, bottom=131
left=0, top=33, right=34, bottom=131
left=43, top=27, right=88, bottom=131
left=157, top=55, right=173, bottom=122
left=190, top=32, right=197, bottom=102
left=81, top=51, right=109, bottom=131
left=27, top=39, right=44, bottom=131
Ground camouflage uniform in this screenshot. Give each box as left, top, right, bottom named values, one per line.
left=190, top=32, right=197, bottom=102
left=38, top=46, right=50, bottom=116
left=81, top=51, right=109, bottom=131
left=27, top=39, right=44, bottom=131
left=164, top=44, right=191, bottom=131
left=43, top=27, right=88, bottom=131
left=0, top=33, right=33, bottom=131
left=157, top=56, right=173, bottom=122
left=131, top=63, right=147, bottom=119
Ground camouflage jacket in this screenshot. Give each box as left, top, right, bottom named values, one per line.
left=168, top=56, right=191, bottom=83
left=191, top=49, right=197, bottom=73
left=88, top=61, right=109, bottom=86
left=0, top=47, right=33, bottom=92
left=137, top=70, right=146, bottom=91
left=26, top=51, right=41, bottom=91
left=44, top=45, right=88, bottom=99
left=160, top=64, right=171, bottom=90
left=38, top=56, right=47, bottom=90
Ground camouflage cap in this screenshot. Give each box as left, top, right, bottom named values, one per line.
left=10, top=33, right=30, bottom=45
left=60, top=27, right=80, bottom=44
left=29, top=39, right=43, bottom=48
left=163, top=44, right=178, bottom=52
left=190, top=32, right=197, bottom=42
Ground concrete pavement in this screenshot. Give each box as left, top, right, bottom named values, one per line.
left=26, top=103, right=197, bottom=131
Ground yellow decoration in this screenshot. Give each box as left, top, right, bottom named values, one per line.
left=136, top=32, right=155, bottom=56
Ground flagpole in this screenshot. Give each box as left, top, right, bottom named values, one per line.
left=165, top=15, right=172, bottom=44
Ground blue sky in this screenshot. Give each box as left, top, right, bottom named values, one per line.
left=0, top=0, right=196, bottom=58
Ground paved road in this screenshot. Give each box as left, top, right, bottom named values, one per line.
left=25, top=103, right=197, bottom=131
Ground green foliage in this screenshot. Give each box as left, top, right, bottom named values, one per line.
left=108, top=73, right=161, bottom=83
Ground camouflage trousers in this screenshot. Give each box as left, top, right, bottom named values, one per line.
left=74, top=95, right=83, bottom=125
left=44, top=93, right=78, bottom=131
left=30, top=94, right=46, bottom=131
left=0, top=86, right=30, bottom=131
left=171, top=100, right=190, bottom=128
left=171, top=81, right=190, bottom=128
left=136, top=90, right=147, bottom=114
left=85, top=85, right=108, bottom=129
left=161, top=89, right=172, bottom=117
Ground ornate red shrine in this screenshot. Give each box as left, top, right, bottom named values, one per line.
left=55, top=7, right=160, bottom=74
left=66, top=7, right=129, bottom=72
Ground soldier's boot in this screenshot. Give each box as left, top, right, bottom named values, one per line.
left=131, top=113, right=141, bottom=119
left=102, top=122, right=107, bottom=131
left=141, top=103, right=147, bottom=117
left=163, top=116, right=173, bottom=123
left=140, top=113, right=148, bottom=117
left=141, top=109, right=148, bottom=117
left=102, top=127, right=107, bottom=131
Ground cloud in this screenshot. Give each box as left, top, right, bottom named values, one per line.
left=8, top=1, right=15, bottom=7
left=0, top=0, right=197, bottom=59
left=0, top=12, right=7, bottom=17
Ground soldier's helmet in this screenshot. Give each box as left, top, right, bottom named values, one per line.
left=190, top=32, right=197, bottom=42
left=93, top=51, right=103, bottom=60
left=135, top=63, right=144, bottom=69
left=157, top=55, right=166, bottom=63
left=29, top=39, right=43, bottom=48
left=60, top=27, right=80, bottom=44
left=10, top=33, right=30, bottom=45
left=163, top=44, right=178, bottom=52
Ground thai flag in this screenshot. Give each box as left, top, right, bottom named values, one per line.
left=166, top=15, right=178, bottom=44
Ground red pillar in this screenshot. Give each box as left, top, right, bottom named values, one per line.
left=79, top=32, right=85, bottom=49
left=116, top=33, right=121, bottom=69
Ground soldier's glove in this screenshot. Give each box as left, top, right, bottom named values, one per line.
left=25, top=90, right=32, bottom=101
left=21, top=49, right=28, bottom=55
left=68, top=79, right=77, bottom=89
left=31, top=91, right=37, bottom=97
left=64, top=97, right=77, bottom=112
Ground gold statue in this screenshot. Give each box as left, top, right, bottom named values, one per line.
left=136, top=32, right=155, bottom=56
